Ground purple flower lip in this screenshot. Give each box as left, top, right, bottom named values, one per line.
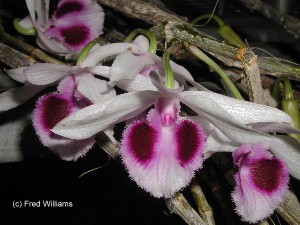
left=232, top=143, right=289, bottom=223
left=120, top=98, right=206, bottom=198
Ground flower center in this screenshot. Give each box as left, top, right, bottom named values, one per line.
left=161, top=114, right=174, bottom=126
left=251, top=158, right=282, bottom=192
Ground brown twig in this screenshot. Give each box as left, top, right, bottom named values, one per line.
left=97, top=0, right=186, bottom=25
left=0, top=27, right=64, bottom=65
left=190, top=178, right=216, bottom=225
left=0, top=43, right=36, bottom=68
left=165, top=193, right=207, bottom=225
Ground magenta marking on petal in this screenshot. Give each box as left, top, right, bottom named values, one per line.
left=41, top=95, right=71, bottom=130
left=251, top=158, right=282, bottom=192
left=60, top=25, right=90, bottom=48
left=176, top=120, right=204, bottom=166
left=55, top=1, right=84, bottom=18
left=128, top=121, right=157, bottom=162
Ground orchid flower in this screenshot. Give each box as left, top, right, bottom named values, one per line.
left=32, top=69, right=116, bottom=160
left=51, top=71, right=300, bottom=197
left=232, top=143, right=289, bottom=223
left=201, top=116, right=300, bottom=222
left=33, top=75, right=94, bottom=160
left=16, top=0, right=104, bottom=55
left=81, top=35, right=206, bottom=92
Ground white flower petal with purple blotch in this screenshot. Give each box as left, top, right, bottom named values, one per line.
left=232, top=143, right=289, bottom=223
left=120, top=98, right=206, bottom=198
left=32, top=76, right=94, bottom=161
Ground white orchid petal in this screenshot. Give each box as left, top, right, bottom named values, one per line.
left=115, top=74, right=156, bottom=92
left=36, top=30, right=71, bottom=54
left=24, top=63, right=72, bottom=85
left=132, top=35, right=149, bottom=52
left=18, top=16, right=34, bottom=29
left=52, top=91, right=160, bottom=139
left=35, top=0, right=48, bottom=26
left=81, top=43, right=142, bottom=68
left=181, top=91, right=292, bottom=124
left=249, top=122, right=300, bottom=134
left=77, top=74, right=116, bottom=104
left=86, top=66, right=110, bottom=79
left=150, top=71, right=184, bottom=96
left=5, top=67, right=27, bottom=83
left=179, top=91, right=270, bottom=144
left=25, top=0, right=36, bottom=22
left=0, top=84, right=46, bottom=111
left=269, top=135, right=300, bottom=180
left=204, top=128, right=240, bottom=159
left=110, top=52, right=154, bottom=82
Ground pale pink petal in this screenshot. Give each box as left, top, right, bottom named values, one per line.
left=184, top=91, right=292, bottom=124
left=115, top=74, right=156, bottom=92
left=36, top=29, right=71, bottom=54
left=120, top=102, right=206, bottom=198
left=0, top=84, right=46, bottom=111
left=57, top=75, right=77, bottom=98
left=179, top=91, right=276, bottom=144
left=18, top=16, right=34, bottom=29
left=132, top=35, right=149, bottom=52
left=77, top=73, right=116, bottom=104
left=110, top=52, right=155, bottom=82
left=25, top=0, right=36, bottom=22
left=86, top=66, right=110, bottom=79
left=52, top=91, right=160, bottom=139
left=232, top=144, right=289, bottom=223
left=32, top=92, right=93, bottom=161
left=204, top=127, right=239, bottom=159
left=81, top=43, right=142, bottom=68
left=35, top=0, right=49, bottom=26
left=268, top=135, right=300, bottom=180
left=150, top=71, right=184, bottom=96
left=5, top=67, right=27, bottom=83
left=24, top=63, right=72, bottom=85
left=249, top=122, right=300, bottom=134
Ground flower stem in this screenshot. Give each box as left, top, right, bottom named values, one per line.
left=191, top=14, right=225, bottom=27
left=163, top=44, right=178, bottom=89
left=77, top=37, right=105, bottom=66
left=123, top=28, right=157, bottom=53
left=13, top=18, right=36, bottom=36
left=272, top=77, right=293, bottom=101
left=272, top=77, right=300, bottom=140
left=191, top=14, right=246, bottom=48
left=187, top=44, right=244, bottom=100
